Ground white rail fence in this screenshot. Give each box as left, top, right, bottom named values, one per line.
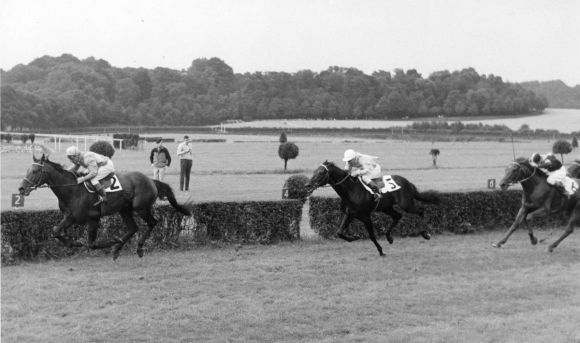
left=0, top=132, right=124, bottom=154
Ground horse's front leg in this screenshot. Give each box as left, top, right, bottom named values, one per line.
left=52, top=215, right=83, bottom=248
left=361, top=217, right=385, bottom=257
left=336, top=211, right=358, bottom=242
left=524, top=207, right=549, bottom=245
left=492, top=206, right=529, bottom=248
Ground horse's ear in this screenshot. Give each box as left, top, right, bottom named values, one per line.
left=33, top=153, right=39, bottom=163
left=41, top=154, right=46, bottom=162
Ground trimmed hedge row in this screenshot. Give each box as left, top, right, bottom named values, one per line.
left=1, top=200, right=303, bottom=264
left=309, top=190, right=568, bottom=238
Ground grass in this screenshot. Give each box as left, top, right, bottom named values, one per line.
left=2, top=231, right=580, bottom=342
left=3, top=136, right=579, bottom=210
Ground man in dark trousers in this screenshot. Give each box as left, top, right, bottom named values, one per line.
left=176, top=135, right=193, bottom=191
left=149, top=138, right=171, bottom=181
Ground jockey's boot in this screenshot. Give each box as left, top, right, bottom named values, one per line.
left=93, top=183, right=107, bottom=206
left=368, top=181, right=382, bottom=201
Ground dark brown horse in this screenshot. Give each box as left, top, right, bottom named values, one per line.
left=19, top=154, right=191, bottom=260
left=305, top=161, right=440, bottom=256
left=492, top=157, right=580, bottom=252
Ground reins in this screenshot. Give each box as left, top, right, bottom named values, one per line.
left=319, top=163, right=350, bottom=187
left=23, top=161, right=79, bottom=190
left=508, top=161, right=537, bottom=185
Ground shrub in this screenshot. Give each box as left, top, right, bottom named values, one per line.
left=28, top=134, right=35, bottom=144
left=1, top=200, right=303, bottom=264
left=278, top=142, right=299, bottom=170
left=279, top=132, right=287, bottom=143
left=283, top=174, right=310, bottom=201
left=89, top=141, right=115, bottom=158
left=552, top=139, right=572, bottom=162
left=112, top=133, right=140, bottom=149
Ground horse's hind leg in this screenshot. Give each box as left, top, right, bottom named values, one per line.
left=52, top=215, right=83, bottom=248
left=382, top=207, right=402, bottom=244
left=361, top=217, right=385, bottom=257
left=493, top=207, right=528, bottom=248
left=85, top=218, right=119, bottom=250
left=136, top=208, right=158, bottom=258
left=112, top=210, right=140, bottom=261
left=548, top=209, right=578, bottom=252
left=398, top=199, right=431, bottom=240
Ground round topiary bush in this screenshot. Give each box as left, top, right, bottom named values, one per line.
left=89, top=140, right=115, bottom=158
left=283, top=174, right=310, bottom=201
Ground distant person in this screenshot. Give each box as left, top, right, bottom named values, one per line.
left=342, top=148, right=382, bottom=200
left=149, top=138, right=171, bottom=181
left=66, top=145, right=115, bottom=205
left=529, top=152, right=578, bottom=197
left=176, top=135, right=193, bottom=191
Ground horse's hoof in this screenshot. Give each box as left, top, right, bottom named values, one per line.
left=380, top=253, right=386, bottom=257
left=491, top=243, right=502, bottom=248
left=386, top=235, right=394, bottom=244
left=548, top=246, right=555, bottom=253
left=421, top=231, right=431, bottom=240
left=136, top=248, right=144, bottom=258
left=531, top=238, right=538, bottom=245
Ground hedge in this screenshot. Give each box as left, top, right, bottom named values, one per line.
left=1, top=200, right=303, bottom=264
left=309, top=190, right=568, bottom=238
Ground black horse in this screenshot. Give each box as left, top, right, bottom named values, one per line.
left=305, top=161, right=440, bottom=256
left=19, top=154, right=191, bottom=260
left=492, top=157, right=580, bottom=252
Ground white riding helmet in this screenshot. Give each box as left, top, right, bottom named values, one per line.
left=66, top=146, right=80, bottom=156
left=342, top=149, right=357, bottom=162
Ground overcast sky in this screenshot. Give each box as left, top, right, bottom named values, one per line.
left=1, top=0, right=579, bottom=86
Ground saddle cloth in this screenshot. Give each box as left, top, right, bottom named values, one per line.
left=359, top=175, right=401, bottom=193
left=83, top=174, right=123, bottom=193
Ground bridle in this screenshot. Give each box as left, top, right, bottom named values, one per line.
left=22, top=162, right=48, bottom=191
left=22, top=161, right=78, bottom=191
left=316, top=163, right=350, bottom=188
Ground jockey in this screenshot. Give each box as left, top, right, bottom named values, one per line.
left=529, top=152, right=578, bottom=197
left=342, top=149, right=382, bottom=200
left=66, top=146, right=115, bottom=205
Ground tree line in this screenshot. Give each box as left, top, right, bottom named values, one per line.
left=1, top=54, right=549, bottom=131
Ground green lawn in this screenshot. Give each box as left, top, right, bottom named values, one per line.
left=2, top=231, right=579, bottom=343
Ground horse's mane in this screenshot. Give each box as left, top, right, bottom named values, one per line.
left=44, top=157, right=76, bottom=177
left=514, top=156, right=547, bottom=178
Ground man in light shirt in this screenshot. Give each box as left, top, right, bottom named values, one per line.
left=176, top=135, right=193, bottom=191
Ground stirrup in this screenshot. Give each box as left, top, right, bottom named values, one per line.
left=93, top=196, right=106, bottom=206
left=373, top=192, right=382, bottom=201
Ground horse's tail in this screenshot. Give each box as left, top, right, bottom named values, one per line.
left=409, top=181, right=441, bottom=205
left=153, top=180, right=192, bottom=216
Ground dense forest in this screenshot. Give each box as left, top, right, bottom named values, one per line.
left=1, top=54, right=549, bottom=130
left=520, top=80, right=580, bottom=109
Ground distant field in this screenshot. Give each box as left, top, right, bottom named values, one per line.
left=2, top=135, right=579, bottom=211
left=2, top=232, right=579, bottom=343
left=221, top=108, right=580, bottom=134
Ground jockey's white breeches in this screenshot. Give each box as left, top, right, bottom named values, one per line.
left=361, top=165, right=382, bottom=183
left=547, top=166, right=578, bottom=195
left=90, top=160, right=115, bottom=185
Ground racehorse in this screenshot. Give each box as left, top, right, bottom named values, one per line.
left=305, top=161, right=440, bottom=256
left=18, top=153, right=192, bottom=260
left=492, top=157, right=580, bottom=252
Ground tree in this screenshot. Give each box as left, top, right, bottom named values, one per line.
left=279, top=131, right=287, bottom=143
left=429, top=149, right=440, bottom=167
left=278, top=142, right=299, bottom=171
left=572, top=136, right=578, bottom=150
left=552, top=139, right=572, bottom=162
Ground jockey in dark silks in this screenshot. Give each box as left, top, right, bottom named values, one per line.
left=530, top=152, right=578, bottom=197
left=66, top=146, right=115, bottom=205
left=342, top=149, right=383, bottom=200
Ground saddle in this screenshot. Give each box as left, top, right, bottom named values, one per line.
left=82, top=173, right=122, bottom=193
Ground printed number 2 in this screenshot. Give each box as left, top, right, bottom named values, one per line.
left=110, top=177, right=120, bottom=190
left=12, top=194, right=24, bottom=207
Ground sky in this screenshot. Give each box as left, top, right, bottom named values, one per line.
left=1, top=0, right=579, bottom=86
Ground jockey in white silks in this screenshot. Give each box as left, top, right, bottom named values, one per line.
left=529, top=152, right=578, bottom=197
left=342, top=149, right=382, bottom=199
left=66, top=146, right=115, bottom=205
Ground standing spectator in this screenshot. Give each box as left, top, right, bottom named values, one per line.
left=149, top=138, right=171, bottom=181
left=176, top=135, right=193, bottom=191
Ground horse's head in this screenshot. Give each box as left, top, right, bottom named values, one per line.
left=499, top=157, right=535, bottom=190
left=19, top=154, right=49, bottom=196
left=305, top=161, right=348, bottom=193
